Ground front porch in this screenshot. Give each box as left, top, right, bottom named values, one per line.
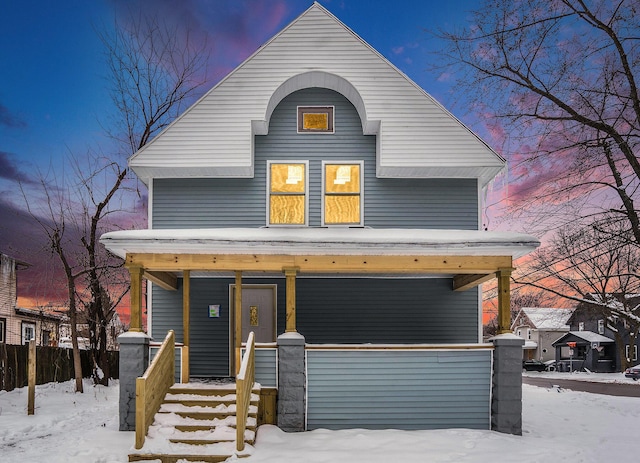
left=103, top=227, right=538, bottom=440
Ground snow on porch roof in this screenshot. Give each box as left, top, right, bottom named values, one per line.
left=100, top=227, right=539, bottom=259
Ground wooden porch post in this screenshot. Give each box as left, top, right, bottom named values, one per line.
left=182, top=270, right=190, bottom=383
left=235, top=271, right=242, bottom=375
left=284, top=268, right=298, bottom=333
left=497, top=268, right=513, bottom=334
left=128, top=265, right=144, bottom=332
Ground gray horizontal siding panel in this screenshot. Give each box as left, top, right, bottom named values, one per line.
left=255, top=349, right=277, bottom=388
left=306, top=349, right=491, bottom=430
left=152, top=279, right=231, bottom=377
left=152, top=277, right=479, bottom=378
left=153, top=88, right=477, bottom=229
left=242, top=348, right=278, bottom=388
left=297, top=278, right=478, bottom=344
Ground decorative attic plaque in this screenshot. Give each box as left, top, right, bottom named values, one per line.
left=298, top=106, right=334, bottom=133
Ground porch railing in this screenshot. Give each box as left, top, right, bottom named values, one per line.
left=236, top=331, right=256, bottom=451
left=135, top=330, right=175, bottom=449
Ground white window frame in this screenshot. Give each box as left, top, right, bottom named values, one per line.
left=0, top=318, right=5, bottom=343
left=626, top=344, right=638, bottom=362
left=321, top=160, right=364, bottom=227
left=597, top=319, right=605, bottom=335
left=22, top=322, right=36, bottom=345
left=266, top=160, right=309, bottom=227
left=579, top=322, right=585, bottom=331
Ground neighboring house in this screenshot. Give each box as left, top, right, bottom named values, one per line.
left=101, top=3, right=539, bottom=435
left=558, top=295, right=640, bottom=372
left=512, top=307, right=574, bottom=362
left=0, top=252, right=63, bottom=346
left=58, top=308, right=125, bottom=351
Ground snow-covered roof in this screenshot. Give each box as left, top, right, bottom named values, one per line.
left=521, top=308, right=574, bottom=330
left=100, top=227, right=539, bottom=259
left=555, top=331, right=615, bottom=345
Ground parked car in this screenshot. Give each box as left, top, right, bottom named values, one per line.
left=624, top=364, right=640, bottom=380
left=523, top=360, right=547, bottom=372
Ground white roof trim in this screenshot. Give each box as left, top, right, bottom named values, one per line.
left=128, top=3, right=506, bottom=187
left=101, top=227, right=539, bottom=259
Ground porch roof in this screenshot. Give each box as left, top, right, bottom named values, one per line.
left=101, top=227, right=539, bottom=259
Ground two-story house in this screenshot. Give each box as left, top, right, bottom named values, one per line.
left=512, top=307, right=574, bottom=362
left=1, top=252, right=62, bottom=346
left=553, top=295, right=640, bottom=372
left=101, top=3, right=539, bottom=438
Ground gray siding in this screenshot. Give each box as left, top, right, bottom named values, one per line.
left=153, top=88, right=478, bottom=230
left=243, top=347, right=278, bottom=388
left=152, top=279, right=232, bottom=377
left=151, top=277, right=478, bottom=375
left=297, top=278, right=479, bottom=344
left=306, top=349, right=492, bottom=430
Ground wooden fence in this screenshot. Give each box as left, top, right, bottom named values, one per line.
left=0, top=344, right=119, bottom=391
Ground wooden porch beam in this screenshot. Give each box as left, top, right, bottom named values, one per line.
left=127, top=265, right=144, bottom=332
left=143, top=270, right=178, bottom=291
left=235, top=271, right=242, bottom=375
left=452, top=273, right=495, bottom=291
left=126, top=253, right=513, bottom=274
left=182, top=270, right=190, bottom=383
left=284, top=268, right=298, bottom=333
left=497, top=268, right=514, bottom=334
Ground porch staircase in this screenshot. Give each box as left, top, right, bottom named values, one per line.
left=129, top=382, right=260, bottom=463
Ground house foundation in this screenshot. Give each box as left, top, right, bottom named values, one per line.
left=277, top=332, right=306, bottom=431
left=490, top=334, right=525, bottom=435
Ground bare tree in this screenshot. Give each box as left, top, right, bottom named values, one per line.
left=21, top=12, right=208, bottom=390
left=515, top=217, right=640, bottom=369
left=435, top=0, right=640, bottom=243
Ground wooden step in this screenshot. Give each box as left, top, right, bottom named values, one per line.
left=129, top=452, right=251, bottom=463
left=130, top=381, right=260, bottom=463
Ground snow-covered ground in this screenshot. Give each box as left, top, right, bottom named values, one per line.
left=0, top=376, right=638, bottom=463
left=524, top=369, right=640, bottom=384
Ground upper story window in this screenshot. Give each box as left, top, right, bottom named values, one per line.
left=597, top=319, right=605, bottom=334
left=267, top=161, right=308, bottom=226
left=298, top=106, right=334, bottom=133
left=322, top=161, right=363, bottom=226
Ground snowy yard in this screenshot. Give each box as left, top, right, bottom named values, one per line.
left=0, top=375, right=637, bottom=463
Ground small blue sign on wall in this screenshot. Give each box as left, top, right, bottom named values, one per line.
left=208, top=304, right=220, bottom=318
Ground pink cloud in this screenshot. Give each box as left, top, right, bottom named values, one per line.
left=108, top=0, right=292, bottom=85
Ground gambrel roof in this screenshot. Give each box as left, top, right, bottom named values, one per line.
left=129, top=2, right=505, bottom=187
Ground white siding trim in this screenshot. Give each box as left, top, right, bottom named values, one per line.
left=148, top=178, right=153, bottom=229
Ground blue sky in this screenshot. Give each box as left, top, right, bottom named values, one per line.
left=0, top=0, right=480, bottom=191
left=0, top=0, right=485, bottom=305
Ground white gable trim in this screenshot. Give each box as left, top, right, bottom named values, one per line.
left=254, top=71, right=377, bottom=136
left=129, top=3, right=506, bottom=187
